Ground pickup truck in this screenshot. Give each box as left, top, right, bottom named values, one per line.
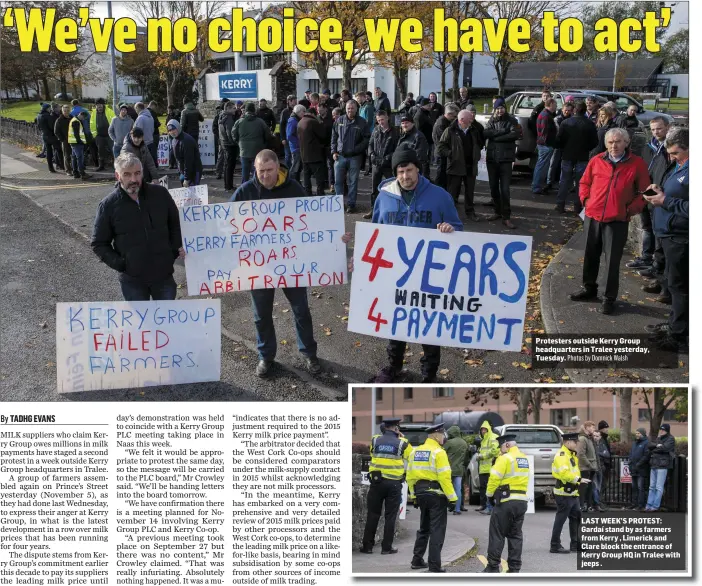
left=466, top=423, right=563, bottom=505
left=475, top=91, right=607, bottom=169
left=562, top=89, right=675, bottom=127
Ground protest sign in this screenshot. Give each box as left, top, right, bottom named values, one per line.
left=169, top=184, right=209, bottom=208
left=180, top=195, right=347, bottom=296
left=56, top=300, right=221, bottom=391
left=157, top=121, right=215, bottom=167
left=348, top=223, right=532, bottom=351
left=476, top=149, right=489, bottom=182
left=158, top=175, right=169, bottom=189
left=620, top=459, right=632, bottom=483
left=157, top=135, right=170, bottom=168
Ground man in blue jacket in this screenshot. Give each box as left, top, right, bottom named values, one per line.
left=627, top=428, right=649, bottom=511
left=365, top=144, right=463, bottom=384
left=332, top=100, right=370, bottom=214
left=644, top=127, right=688, bottom=353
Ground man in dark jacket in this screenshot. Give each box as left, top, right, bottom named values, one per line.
left=484, top=100, right=521, bottom=229
left=645, top=424, right=675, bottom=511
left=147, top=101, right=161, bottom=165
left=91, top=152, right=184, bottom=301
left=37, top=103, right=61, bottom=173
left=397, top=115, right=429, bottom=175
left=233, top=103, right=274, bottom=183
left=444, top=426, right=468, bottom=515
left=331, top=99, right=370, bottom=213
left=397, top=93, right=415, bottom=117
left=364, top=109, right=399, bottom=218
left=218, top=102, right=238, bottom=191
left=297, top=108, right=327, bottom=196
left=166, top=104, right=181, bottom=169
left=180, top=98, right=204, bottom=142
left=644, top=127, right=688, bottom=353
left=167, top=119, right=202, bottom=186
left=432, top=104, right=458, bottom=190
left=212, top=99, right=226, bottom=178
left=54, top=104, right=73, bottom=176
left=456, top=87, right=473, bottom=111
left=413, top=99, right=435, bottom=178
left=532, top=98, right=558, bottom=194
left=230, top=149, right=350, bottom=378
left=555, top=101, right=598, bottom=213
left=596, top=421, right=612, bottom=502
left=427, top=92, right=444, bottom=124
left=373, top=87, right=391, bottom=116
left=120, top=127, right=160, bottom=183
left=91, top=98, right=112, bottom=171
left=628, top=428, right=650, bottom=511
left=528, top=89, right=551, bottom=133
left=257, top=98, right=277, bottom=133
left=437, top=109, right=484, bottom=221
left=68, top=109, right=92, bottom=180
left=280, top=94, right=297, bottom=169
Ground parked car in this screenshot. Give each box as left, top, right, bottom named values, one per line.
left=563, top=89, right=675, bottom=126
left=397, top=423, right=434, bottom=447
left=466, top=423, right=563, bottom=505
left=475, top=91, right=607, bottom=168
left=54, top=92, right=73, bottom=100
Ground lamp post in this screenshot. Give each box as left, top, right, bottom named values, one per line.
left=108, top=1, right=119, bottom=114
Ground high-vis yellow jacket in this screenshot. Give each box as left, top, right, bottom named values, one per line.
left=369, top=432, right=413, bottom=481
left=478, top=420, right=500, bottom=474
left=486, top=446, right=530, bottom=502
left=552, top=444, right=581, bottom=497
left=406, top=437, right=457, bottom=502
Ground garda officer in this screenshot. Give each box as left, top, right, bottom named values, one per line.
left=483, top=434, right=530, bottom=573
left=550, top=432, right=591, bottom=553
left=360, top=418, right=412, bottom=555
left=407, top=423, right=458, bottom=573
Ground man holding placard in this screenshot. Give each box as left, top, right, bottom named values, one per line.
left=230, top=150, right=351, bottom=378
left=91, top=153, right=185, bottom=301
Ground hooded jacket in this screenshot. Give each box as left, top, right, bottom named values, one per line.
left=120, top=135, right=159, bottom=183
left=580, top=151, right=649, bottom=223
left=432, top=115, right=453, bottom=148
left=374, top=91, right=391, bottom=115
left=444, top=426, right=468, bottom=477
left=483, top=113, right=521, bottom=163
left=91, top=182, right=181, bottom=285
left=368, top=124, right=400, bottom=169
left=477, top=421, right=499, bottom=474
left=413, top=107, right=434, bottom=145
left=372, top=175, right=463, bottom=231
left=576, top=427, right=598, bottom=472
left=397, top=126, right=429, bottom=165
left=134, top=108, right=155, bottom=145
left=331, top=114, right=370, bottom=158
left=652, top=160, right=688, bottom=239
left=628, top=433, right=650, bottom=476
left=37, top=108, right=59, bottom=142
left=218, top=110, right=236, bottom=147
left=108, top=115, right=134, bottom=150
left=232, top=112, right=273, bottom=159
left=229, top=165, right=307, bottom=203
left=647, top=432, right=675, bottom=470
left=180, top=102, right=204, bottom=138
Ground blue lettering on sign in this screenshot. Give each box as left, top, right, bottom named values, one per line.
left=413, top=451, right=430, bottom=462
left=421, top=240, right=449, bottom=295
left=499, top=241, right=528, bottom=303
left=219, top=73, right=257, bottom=99
left=376, top=444, right=397, bottom=454
left=516, top=458, right=529, bottom=469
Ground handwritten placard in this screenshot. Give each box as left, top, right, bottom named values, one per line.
left=348, top=223, right=532, bottom=351
left=169, top=184, right=209, bottom=208
left=158, top=121, right=215, bottom=167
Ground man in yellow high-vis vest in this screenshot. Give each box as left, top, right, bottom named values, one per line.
left=407, top=423, right=457, bottom=573
left=483, top=434, right=531, bottom=573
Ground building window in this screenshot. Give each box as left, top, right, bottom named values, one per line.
left=638, top=409, right=678, bottom=422
left=404, top=387, right=413, bottom=400
left=550, top=408, right=577, bottom=427
left=262, top=53, right=291, bottom=69
left=376, top=389, right=383, bottom=402
left=432, top=387, right=453, bottom=399
left=352, top=417, right=356, bottom=432
left=403, top=414, right=413, bottom=423
left=245, top=55, right=261, bottom=71
left=218, top=58, right=235, bottom=72
left=350, top=78, right=368, bottom=95
left=126, top=84, right=142, bottom=96
left=352, top=388, right=356, bottom=403
left=306, top=79, right=320, bottom=93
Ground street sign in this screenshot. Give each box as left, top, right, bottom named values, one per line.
left=620, top=458, right=632, bottom=483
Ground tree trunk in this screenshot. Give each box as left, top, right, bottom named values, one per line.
left=315, top=58, right=329, bottom=90
left=450, top=56, right=461, bottom=102
left=515, top=390, right=529, bottom=424
left=60, top=75, right=68, bottom=97
left=42, top=77, right=51, bottom=101
left=440, top=62, right=447, bottom=107
left=651, top=389, right=667, bottom=437
left=393, top=65, right=407, bottom=100
left=343, top=61, right=353, bottom=93
left=618, top=389, right=633, bottom=445
left=531, top=389, right=542, bottom=424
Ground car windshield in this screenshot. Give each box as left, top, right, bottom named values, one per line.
left=506, top=428, right=561, bottom=444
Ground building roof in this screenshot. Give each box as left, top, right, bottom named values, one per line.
left=505, top=58, right=664, bottom=89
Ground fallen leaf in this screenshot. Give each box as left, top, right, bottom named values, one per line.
left=524, top=337, right=532, bottom=344
left=512, top=361, right=520, bottom=367
left=46, top=361, right=55, bottom=368
left=282, top=309, right=290, bottom=313
left=566, top=275, right=574, bottom=279
left=341, top=316, right=348, bottom=321
left=324, top=327, right=332, bottom=336
left=354, top=341, right=362, bottom=347
left=439, top=368, right=449, bottom=375
left=488, top=374, right=503, bottom=381
left=291, top=385, right=297, bottom=389
left=280, top=340, right=288, bottom=345
left=558, top=320, right=565, bottom=324
left=240, top=355, right=248, bottom=359
left=464, top=359, right=484, bottom=367
left=40, top=322, right=47, bottom=329
left=561, top=375, right=570, bottom=381
left=678, top=360, right=685, bottom=368
left=140, top=392, right=145, bottom=396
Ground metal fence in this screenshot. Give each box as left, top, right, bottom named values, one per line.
left=0, top=117, right=43, bottom=148
left=602, top=455, right=687, bottom=512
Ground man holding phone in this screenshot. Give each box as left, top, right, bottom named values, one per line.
left=642, top=127, right=688, bottom=352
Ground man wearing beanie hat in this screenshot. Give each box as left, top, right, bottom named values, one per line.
left=645, top=423, right=675, bottom=511
left=109, top=104, right=134, bottom=159
left=167, top=119, right=202, bottom=186
left=357, top=143, right=462, bottom=384
left=397, top=114, right=429, bottom=174
left=627, top=428, right=650, bottom=510
left=120, top=126, right=160, bottom=183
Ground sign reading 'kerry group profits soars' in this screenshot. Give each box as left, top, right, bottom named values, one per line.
left=348, top=223, right=533, bottom=351
left=219, top=72, right=258, bottom=100
left=179, top=195, right=347, bottom=296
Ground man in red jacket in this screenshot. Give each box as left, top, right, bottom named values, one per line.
left=569, top=128, right=649, bottom=314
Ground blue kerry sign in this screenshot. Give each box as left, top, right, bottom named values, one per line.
left=218, top=73, right=257, bottom=100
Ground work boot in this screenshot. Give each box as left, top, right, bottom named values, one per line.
left=372, top=366, right=398, bottom=384
left=598, top=298, right=615, bottom=315
left=465, top=211, right=480, bottom=222
left=569, top=287, right=598, bottom=301
left=550, top=546, right=570, bottom=554
left=626, top=257, right=652, bottom=269
left=305, top=356, right=322, bottom=375
left=642, top=281, right=662, bottom=294
left=428, top=568, right=446, bottom=573
left=474, top=506, right=486, bottom=512
left=345, top=205, right=356, bottom=214
left=502, top=219, right=516, bottom=229
left=644, top=323, right=668, bottom=335
left=362, top=211, right=372, bottom=219
left=410, top=560, right=428, bottom=570
left=256, top=360, right=274, bottom=377
left=655, top=294, right=672, bottom=304
left=81, top=173, right=92, bottom=180
left=554, top=203, right=565, bottom=213
left=421, top=373, right=437, bottom=384
left=96, top=165, right=105, bottom=172
left=482, top=565, right=500, bottom=573
left=359, top=547, right=373, bottom=554
left=381, top=548, right=398, bottom=555
left=637, top=267, right=656, bottom=279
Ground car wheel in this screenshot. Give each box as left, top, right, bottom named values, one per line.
left=467, top=474, right=480, bottom=505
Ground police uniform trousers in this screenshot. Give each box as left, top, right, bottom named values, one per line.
left=362, top=478, right=403, bottom=552
left=487, top=500, right=528, bottom=570
left=550, top=495, right=581, bottom=549
left=411, top=493, right=448, bottom=572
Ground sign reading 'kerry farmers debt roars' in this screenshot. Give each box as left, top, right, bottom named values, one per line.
left=218, top=72, right=257, bottom=100
left=180, top=195, right=347, bottom=296
left=348, top=223, right=532, bottom=351
left=56, top=300, right=221, bottom=391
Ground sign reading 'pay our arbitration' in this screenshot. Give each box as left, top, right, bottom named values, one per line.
left=348, top=223, right=533, bottom=351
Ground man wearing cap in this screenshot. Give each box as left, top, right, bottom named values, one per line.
left=476, top=420, right=500, bottom=514
left=331, top=99, right=370, bottom=213
left=257, top=98, right=277, bottom=133
left=397, top=114, right=429, bottom=174
left=597, top=421, right=612, bottom=502
left=109, top=104, right=134, bottom=160
left=167, top=120, right=202, bottom=187
left=407, top=423, right=457, bottom=573
left=360, top=418, right=413, bottom=555
left=180, top=96, right=204, bottom=142
left=444, top=426, right=468, bottom=515
left=645, top=424, right=675, bottom=512
left=550, top=432, right=590, bottom=554
left=120, top=127, right=160, bottom=184
left=483, top=434, right=530, bottom=573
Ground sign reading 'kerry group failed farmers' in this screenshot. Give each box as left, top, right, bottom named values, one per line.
left=348, top=223, right=532, bottom=351
left=180, top=195, right=347, bottom=296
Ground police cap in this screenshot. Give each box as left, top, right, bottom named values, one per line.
left=497, top=434, right=516, bottom=446
left=382, top=418, right=402, bottom=426
left=562, top=432, right=579, bottom=442
left=426, top=423, right=445, bottom=433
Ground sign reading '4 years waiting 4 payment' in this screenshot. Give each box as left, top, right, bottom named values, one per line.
left=348, top=223, right=532, bottom=351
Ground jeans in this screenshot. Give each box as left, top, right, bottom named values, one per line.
left=250, top=287, right=317, bottom=361
left=452, top=476, right=462, bottom=512
left=112, top=144, right=122, bottom=160
left=290, top=150, right=302, bottom=183
left=532, top=144, right=554, bottom=192
left=646, top=468, right=668, bottom=510
left=334, top=155, right=361, bottom=206
left=557, top=160, right=587, bottom=208
left=302, top=161, right=326, bottom=196
left=591, top=471, right=602, bottom=505
left=631, top=475, right=646, bottom=509
left=241, top=157, right=254, bottom=183
left=70, top=145, right=85, bottom=176
left=548, top=147, right=562, bottom=186
left=582, top=217, right=629, bottom=301
left=283, top=141, right=292, bottom=169
left=119, top=274, right=177, bottom=301
left=45, top=140, right=57, bottom=172
left=661, top=236, right=688, bottom=339
left=486, top=161, right=512, bottom=219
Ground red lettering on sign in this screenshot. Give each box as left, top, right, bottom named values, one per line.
left=283, top=216, right=294, bottom=231
left=243, top=218, right=258, bottom=233
left=199, top=283, right=212, bottom=295
left=299, top=214, right=308, bottom=231
left=156, top=330, right=170, bottom=349
left=262, top=217, right=277, bottom=231
left=361, top=228, right=394, bottom=281
left=367, top=298, right=387, bottom=332
left=141, top=330, right=151, bottom=351
left=93, top=333, right=103, bottom=352
left=239, top=250, right=251, bottom=266
left=264, top=275, right=273, bottom=288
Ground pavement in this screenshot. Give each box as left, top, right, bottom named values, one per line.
left=0, top=139, right=685, bottom=396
